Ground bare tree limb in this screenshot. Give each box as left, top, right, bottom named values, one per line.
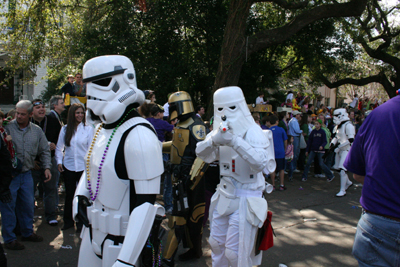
left=253, top=0, right=309, bottom=9
left=247, top=0, right=367, bottom=56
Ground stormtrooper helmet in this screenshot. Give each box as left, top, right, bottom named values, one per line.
left=333, top=108, right=350, bottom=125
left=168, top=91, right=195, bottom=121
left=213, top=86, right=254, bottom=137
left=83, top=55, right=145, bottom=124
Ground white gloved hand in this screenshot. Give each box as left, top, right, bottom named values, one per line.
left=334, top=147, right=340, bottom=153
left=211, top=129, right=235, bottom=147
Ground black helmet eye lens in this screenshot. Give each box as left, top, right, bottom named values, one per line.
left=229, top=106, right=236, bottom=110
left=218, top=107, right=223, bottom=111
left=93, top=77, right=112, bottom=87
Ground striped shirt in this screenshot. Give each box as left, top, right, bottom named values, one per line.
left=5, top=120, right=51, bottom=172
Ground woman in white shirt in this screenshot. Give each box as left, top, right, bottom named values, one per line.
left=55, top=103, right=93, bottom=231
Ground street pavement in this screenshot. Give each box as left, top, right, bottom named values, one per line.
left=1, top=169, right=363, bottom=267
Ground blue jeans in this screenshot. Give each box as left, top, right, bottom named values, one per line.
left=0, top=171, right=35, bottom=243
left=353, top=211, right=400, bottom=266
left=302, top=151, right=334, bottom=179
left=286, top=159, right=293, bottom=178
left=32, top=158, right=58, bottom=222
left=292, top=136, right=301, bottom=171
left=163, top=153, right=173, bottom=210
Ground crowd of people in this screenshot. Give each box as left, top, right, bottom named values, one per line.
left=252, top=91, right=382, bottom=193
left=0, top=75, right=393, bottom=267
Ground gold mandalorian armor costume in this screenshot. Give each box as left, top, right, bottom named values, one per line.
left=162, top=91, right=207, bottom=265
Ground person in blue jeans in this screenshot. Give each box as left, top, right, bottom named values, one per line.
left=287, top=110, right=303, bottom=173
left=146, top=104, right=175, bottom=213
left=302, top=119, right=334, bottom=182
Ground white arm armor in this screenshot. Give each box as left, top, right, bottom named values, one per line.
left=195, top=132, right=219, bottom=163
left=263, top=129, right=277, bottom=173
left=124, top=126, right=164, bottom=194
left=330, top=136, right=338, bottom=146
left=113, top=203, right=165, bottom=267
left=231, top=126, right=270, bottom=172
left=73, top=171, right=91, bottom=221
left=345, top=121, right=356, bottom=140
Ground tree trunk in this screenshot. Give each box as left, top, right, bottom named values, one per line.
left=212, top=0, right=252, bottom=91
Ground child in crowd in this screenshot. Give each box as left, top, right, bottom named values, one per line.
left=301, top=119, right=334, bottom=182
left=285, top=135, right=294, bottom=181
left=268, top=115, right=288, bottom=190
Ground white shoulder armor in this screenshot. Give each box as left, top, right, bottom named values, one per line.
left=244, top=125, right=269, bottom=148
left=123, top=118, right=163, bottom=194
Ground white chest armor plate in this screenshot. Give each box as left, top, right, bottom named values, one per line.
left=335, top=122, right=351, bottom=145
left=86, top=119, right=144, bottom=239
left=219, top=146, right=259, bottom=184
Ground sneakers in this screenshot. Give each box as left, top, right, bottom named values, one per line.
left=48, top=219, right=58, bottom=226
left=302, top=177, right=307, bottom=182
left=279, top=185, right=287, bottom=191
left=284, top=171, right=288, bottom=174
left=293, top=169, right=300, bottom=173
left=327, top=176, right=335, bottom=182
left=5, top=240, right=25, bottom=250
left=21, top=233, right=43, bottom=242
left=314, top=174, right=325, bottom=178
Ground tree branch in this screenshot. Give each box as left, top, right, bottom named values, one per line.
left=321, top=72, right=396, bottom=98
left=247, top=0, right=367, bottom=56
left=253, top=0, right=309, bottom=9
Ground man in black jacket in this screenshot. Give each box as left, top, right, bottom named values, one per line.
left=30, top=96, right=64, bottom=226
left=0, top=132, right=14, bottom=265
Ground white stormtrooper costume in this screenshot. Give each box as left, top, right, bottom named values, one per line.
left=331, top=108, right=355, bottom=197
left=73, top=55, right=165, bottom=267
left=196, top=86, right=275, bottom=267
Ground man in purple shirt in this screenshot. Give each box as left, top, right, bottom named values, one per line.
left=147, top=104, right=174, bottom=142
left=147, top=104, right=175, bottom=214
left=344, top=95, right=400, bottom=267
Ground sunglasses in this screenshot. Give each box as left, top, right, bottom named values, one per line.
left=33, top=101, right=44, bottom=106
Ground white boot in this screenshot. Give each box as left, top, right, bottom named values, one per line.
left=345, top=176, right=353, bottom=190
left=336, top=170, right=348, bottom=197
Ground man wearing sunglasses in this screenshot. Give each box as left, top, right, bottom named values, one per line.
left=30, top=99, right=62, bottom=226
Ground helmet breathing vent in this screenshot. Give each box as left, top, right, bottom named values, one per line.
left=118, top=90, right=135, bottom=103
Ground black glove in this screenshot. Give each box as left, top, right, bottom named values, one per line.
left=0, top=190, right=12, bottom=203
left=76, top=195, right=91, bottom=227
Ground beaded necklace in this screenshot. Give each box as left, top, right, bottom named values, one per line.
left=86, top=109, right=135, bottom=201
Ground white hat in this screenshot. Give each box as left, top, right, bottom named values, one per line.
left=292, top=110, right=302, bottom=116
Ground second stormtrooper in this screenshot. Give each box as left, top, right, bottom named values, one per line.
left=196, top=86, right=275, bottom=267
left=330, top=108, right=355, bottom=197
